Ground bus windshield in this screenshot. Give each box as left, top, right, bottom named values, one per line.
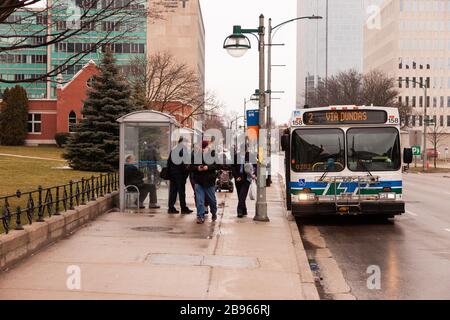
left=347, top=127, right=401, bottom=172
left=292, top=129, right=345, bottom=172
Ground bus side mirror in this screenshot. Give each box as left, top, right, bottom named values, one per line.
left=281, top=134, right=289, bottom=152
left=403, top=148, right=413, bottom=164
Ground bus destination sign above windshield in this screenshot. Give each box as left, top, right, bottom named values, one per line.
left=303, top=110, right=388, bottom=125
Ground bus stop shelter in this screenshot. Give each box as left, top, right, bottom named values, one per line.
left=117, top=111, right=180, bottom=212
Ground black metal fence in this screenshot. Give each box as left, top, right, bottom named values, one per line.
left=0, top=172, right=119, bottom=234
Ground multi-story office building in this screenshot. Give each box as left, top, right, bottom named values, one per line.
left=0, top=0, right=148, bottom=99
left=147, top=0, right=205, bottom=93
left=296, top=0, right=382, bottom=108
left=364, top=0, right=450, bottom=154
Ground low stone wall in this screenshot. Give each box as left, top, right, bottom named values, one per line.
left=0, top=192, right=119, bottom=270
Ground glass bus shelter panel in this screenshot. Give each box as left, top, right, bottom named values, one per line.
left=124, top=125, right=171, bottom=209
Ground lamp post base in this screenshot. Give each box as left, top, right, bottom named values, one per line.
left=254, top=202, right=270, bottom=222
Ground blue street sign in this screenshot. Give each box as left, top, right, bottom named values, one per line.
left=246, top=110, right=259, bottom=127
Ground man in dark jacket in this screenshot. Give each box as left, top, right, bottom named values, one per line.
left=167, top=137, right=193, bottom=214
left=190, top=141, right=218, bottom=224
left=124, top=155, right=156, bottom=208
left=232, top=150, right=256, bottom=218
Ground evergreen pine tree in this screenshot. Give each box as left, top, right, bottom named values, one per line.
left=64, top=51, right=138, bottom=171
left=0, top=86, right=29, bottom=146
left=131, top=81, right=147, bottom=110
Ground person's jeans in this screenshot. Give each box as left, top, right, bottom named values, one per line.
left=235, top=180, right=250, bottom=214
left=168, top=176, right=188, bottom=210
left=194, top=184, right=217, bottom=219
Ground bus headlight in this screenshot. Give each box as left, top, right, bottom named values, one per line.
left=379, top=192, right=396, bottom=200
left=298, top=193, right=316, bottom=201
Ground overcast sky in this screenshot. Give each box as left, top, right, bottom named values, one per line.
left=200, top=0, right=297, bottom=126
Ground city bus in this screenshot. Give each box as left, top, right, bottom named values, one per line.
left=281, top=105, right=413, bottom=218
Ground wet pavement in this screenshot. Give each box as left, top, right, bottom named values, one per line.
left=298, top=173, right=450, bottom=300
left=0, top=176, right=317, bottom=300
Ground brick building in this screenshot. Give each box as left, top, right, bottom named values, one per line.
left=24, top=60, right=99, bottom=145
left=21, top=60, right=194, bottom=146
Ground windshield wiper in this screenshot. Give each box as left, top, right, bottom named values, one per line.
left=319, top=166, right=329, bottom=182
left=357, top=158, right=374, bottom=178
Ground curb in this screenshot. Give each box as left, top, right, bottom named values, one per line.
left=277, top=173, right=320, bottom=300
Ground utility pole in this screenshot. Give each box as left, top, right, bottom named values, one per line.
left=255, top=14, right=269, bottom=222
left=266, top=18, right=273, bottom=187
left=423, top=86, right=428, bottom=172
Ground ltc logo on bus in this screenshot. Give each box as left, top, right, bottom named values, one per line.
left=298, top=179, right=306, bottom=187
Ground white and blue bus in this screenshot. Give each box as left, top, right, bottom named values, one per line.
left=281, top=105, right=413, bottom=218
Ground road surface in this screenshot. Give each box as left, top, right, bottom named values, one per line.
left=298, top=173, right=450, bottom=300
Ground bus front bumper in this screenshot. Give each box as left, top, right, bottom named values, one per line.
left=291, top=200, right=405, bottom=217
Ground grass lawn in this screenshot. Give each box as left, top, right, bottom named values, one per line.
left=0, top=146, right=102, bottom=233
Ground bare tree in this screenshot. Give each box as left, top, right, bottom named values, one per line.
left=427, top=122, right=446, bottom=168
left=0, top=1, right=41, bottom=23
left=0, top=0, right=160, bottom=84
left=306, top=69, right=400, bottom=108
left=128, top=52, right=221, bottom=125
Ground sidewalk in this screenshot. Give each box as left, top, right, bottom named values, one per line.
left=0, top=176, right=318, bottom=300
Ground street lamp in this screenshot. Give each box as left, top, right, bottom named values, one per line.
left=224, top=15, right=269, bottom=222
left=397, top=78, right=429, bottom=172
left=223, top=27, right=252, bottom=58
left=266, top=15, right=322, bottom=186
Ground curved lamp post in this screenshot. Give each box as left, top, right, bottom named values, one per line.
left=224, top=15, right=269, bottom=222
left=266, top=15, right=322, bottom=186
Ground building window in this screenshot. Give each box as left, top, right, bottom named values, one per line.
left=419, top=96, right=423, bottom=107
left=447, top=116, right=450, bottom=126
left=433, top=97, right=437, bottom=107
left=412, top=96, right=416, bottom=107
left=440, top=96, right=444, bottom=107
left=419, top=115, right=423, bottom=126
left=28, top=113, right=42, bottom=133
left=412, top=115, right=416, bottom=127
left=440, top=115, right=444, bottom=126
left=405, top=96, right=409, bottom=107
left=399, top=77, right=402, bottom=88
left=68, top=111, right=77, bottom=133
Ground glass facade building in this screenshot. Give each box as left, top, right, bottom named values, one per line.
left=296, top=0, right=382, bottom=108
left=0, top=1, right=147, bottom=99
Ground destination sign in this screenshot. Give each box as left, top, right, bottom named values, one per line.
left=303, top=110, right=388, bottom=125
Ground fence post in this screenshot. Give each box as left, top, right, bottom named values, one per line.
left=15, top=206, right=24, bottom=230
left=55, top=186, right=61, bottom=216
left=99, top=174, right=104, bottom=197
left=69, top=180, right=74, bottom=210
left=91, top=176, right=96, bottom=201
left=37, top=186, right=45, bottom=222
left=75, top=181, right=80, bottom=207
left=81, top=178, right=86, bottom=205
left=107, top=173, right=111, bottom=194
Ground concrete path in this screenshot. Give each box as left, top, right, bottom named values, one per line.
left=0, top=176, right=318, bottom=300
left=0, top=153, right=66, bottom=162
